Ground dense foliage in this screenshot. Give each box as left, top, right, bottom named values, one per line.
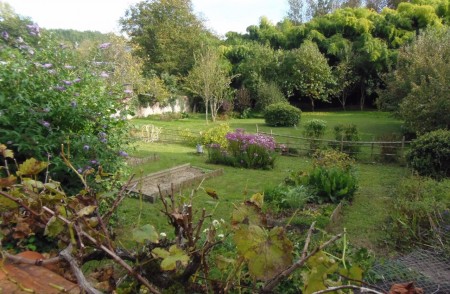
left=386, top=176, right=450, bottom=252
left=378, top=27, right=450, bottom=134
left=330, top=124, right=361, bottom=157
left=264, top=103, right=302, bottom=127
left=285, top=150, right=358, bottom=204
left=0, top=16, right=132, bottom=190
left=407, top=129, right=450, bottom=179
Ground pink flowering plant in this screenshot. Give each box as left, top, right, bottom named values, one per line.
left=208, top=129, right=277, bottom=169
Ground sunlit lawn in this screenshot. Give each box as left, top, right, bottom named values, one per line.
left=117, top=110, right=408, bottom=254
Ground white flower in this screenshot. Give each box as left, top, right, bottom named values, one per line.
left=160, top=232, right=167, bottom=238
left=212, top=219, right=220, bottom=228
left=220, top=218, right=225, bottom=224
left=203, top=228, right=209, bottom=233
left=218, top=234, right=224, bottom=239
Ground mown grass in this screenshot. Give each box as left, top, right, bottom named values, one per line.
left=117, top=111, right=408, bottom=254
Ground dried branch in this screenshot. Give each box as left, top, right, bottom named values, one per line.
left=0, top=191, right=40, bottom=218
left=4, top=252, right=61, bottom=266
left=102, top=175, right=136, bottom=222
left=42, top=206, right=161, bottom=294
left=262, top=233, right=342, bottom=292
left=59, top=245, right=103, bottom=294
left=302, top=221, right=316, bottom=260
left=311, top=285, right=385, bottom=294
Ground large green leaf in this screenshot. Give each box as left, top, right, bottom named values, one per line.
left=17, top=158, right=48, bottom=177
left=302, top=251, right=340, bottom=294
left=231, top=202, right=265, bottom=227
left=234, top=225, right=293, bottom=281
left=44, top=216, right=65, bottom=237
left=152, top=245, right=189, bottom=271
left=132, top=224, right=159, bottom=244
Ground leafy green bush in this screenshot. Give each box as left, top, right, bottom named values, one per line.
left=265, top=185, right=313, bottom=210
left=255, top=81, right=287, bottom=111
left=304, top=167, right=358, bottom=204
left=0, top=26, right=131, bottom=190
left=286, top=150, right=358, bottom=204
left=407, top=129, right=450, bottom=179
left=303, top=119, right=327, bottom=154
left=330, top=124, right=360, bottom=158
left=385, top=176, right=450, bottom=252
left=264, top=103, right=301, bottom=127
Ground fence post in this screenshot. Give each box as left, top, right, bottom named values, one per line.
left=400, top=136, right=405, bottom=159
left=340, top=134, right=344, bottom=152
left=371, top=136, right=375, bottom=161
left=256, top=124, right=259, bottom=134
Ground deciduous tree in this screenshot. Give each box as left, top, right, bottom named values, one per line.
left=185, top=47, right=235, bottom=122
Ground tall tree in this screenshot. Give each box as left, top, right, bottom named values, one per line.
left=281, top=40, right=335, bottom=111
left=185, top=47, right=235, bottom=122
left=378, top=27, right=450, bottom=133
left=287, top=0, right=305, bottom=24
left=120, top=0, right=210, bottom=77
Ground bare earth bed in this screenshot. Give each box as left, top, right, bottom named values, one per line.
left=127, top=163, right=223, bottom=202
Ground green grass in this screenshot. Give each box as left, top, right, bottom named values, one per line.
left=117, top=111, right=408, bottom=254
left=132, top=110, right=403, bottom=141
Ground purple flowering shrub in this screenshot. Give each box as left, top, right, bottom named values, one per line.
left=0, top=23, right=132, bottom=191
left=208, top=129, right=277, bottom=169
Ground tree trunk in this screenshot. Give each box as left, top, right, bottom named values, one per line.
left=205, top=100, right=209, bottom=124
left=310, top=97, right=315, bottom=112
left=360, top=84, right=365, bottom=111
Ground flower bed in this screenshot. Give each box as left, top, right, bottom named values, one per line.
left=207, top=129, right=277, bottom=169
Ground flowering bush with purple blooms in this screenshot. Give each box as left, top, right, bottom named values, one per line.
left=0, top=21, right=132, bottom=191
left=208, top=129, right=277, bottom=169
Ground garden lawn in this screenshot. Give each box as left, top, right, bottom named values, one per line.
left=117, top=111, right=408, bottom=254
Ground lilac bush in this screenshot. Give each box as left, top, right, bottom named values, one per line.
left=0, top=20, right=132, bottom=191
left=208, top=129, right=277, bottom=169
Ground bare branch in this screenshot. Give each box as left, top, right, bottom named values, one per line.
left=102, top=175, right=136, bottom=222
left=59, top=245, right=103, bottom=294
left=0, top=190, right=40, bottom=218
left=302, top=221, right=316, bottom=260
left=311, top=285, right=385, bottom=294
left=42, top=206, right=161, bottom=294
left=4, top=252, right=61, bottom=266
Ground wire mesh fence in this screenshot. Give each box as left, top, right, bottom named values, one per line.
left=366, top=249, right=450, bottom=293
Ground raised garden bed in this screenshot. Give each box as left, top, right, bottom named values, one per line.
left=127, top=163, right=223, bottom=202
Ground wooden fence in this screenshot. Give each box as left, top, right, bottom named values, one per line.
left=133, top=124, right=410, bottom=163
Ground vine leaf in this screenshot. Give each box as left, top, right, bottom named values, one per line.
left=77, top=205, right=97, bottom=217
left=340, top=265, right=363, bottom=284
left=152, top=245, right=189, bottom=271
left=22, top=178, right=45, bottom=191
left=231, top=202, right=265, bottom=227
left=132, top=224, right=159, bottom=244
left=249, top=193, right=264, bottom=208
left=0, top=144, right=14, bottom=158
left=44, top=216, right=65, bottom=237
left=302, top=251, right=339, bottom=294
left=215, top=255, right=235, bottom=270
left=0, top=175, right=17, bottom=188
left=17, top=158, right=48, bottom=177
left=234, top=225, right=293, bottom=281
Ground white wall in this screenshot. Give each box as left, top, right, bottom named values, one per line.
left=135, top=96, right=190, bottom=118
